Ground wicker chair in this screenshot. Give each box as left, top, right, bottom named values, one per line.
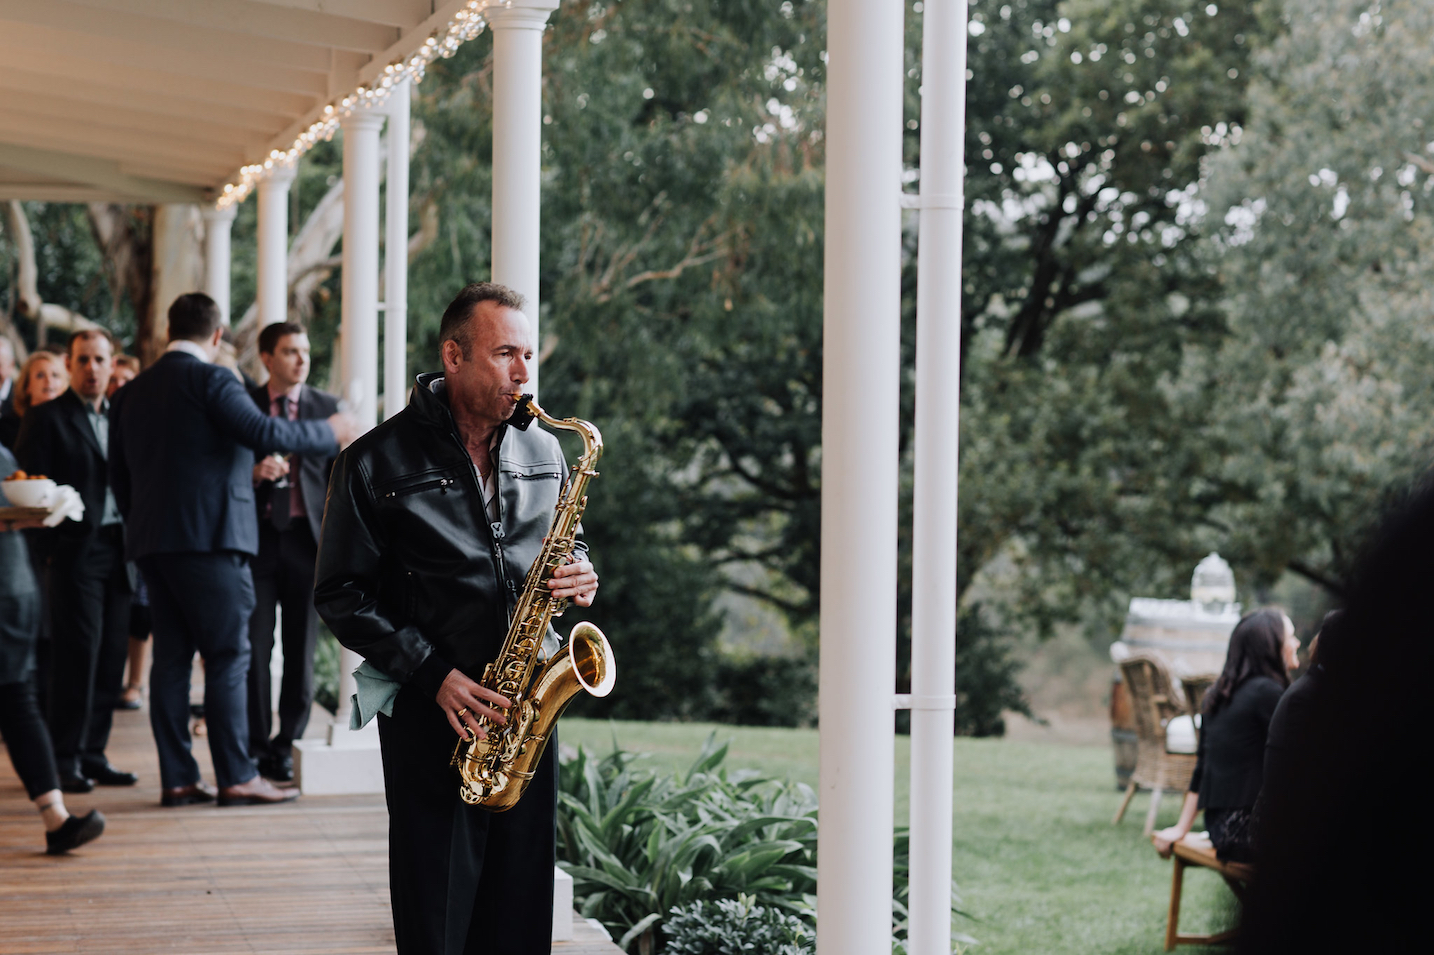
left=1180, top=674, right=1217, bottom=717
left=1112, top=654, right=1198, bottom=835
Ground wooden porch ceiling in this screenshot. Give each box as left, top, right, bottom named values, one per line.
left=0, top=0, right=464, bottom=205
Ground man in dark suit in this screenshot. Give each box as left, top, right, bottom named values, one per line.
left=246, top=321, right=338, bottom=783
left=109, top=293, right=358, bottom=807
left=14, top=329, right=137, bottom=793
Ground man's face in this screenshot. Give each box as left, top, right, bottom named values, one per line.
left=261, top=333, right=311, bottom=391
left=0, top=340, right=14, bottom=384
left=442, top=303, right=532, bottom=427
left=66, top=336, right=113, bottom=402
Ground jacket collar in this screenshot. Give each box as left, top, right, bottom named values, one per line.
left=410, top=372, right=514, bottom=452
left=57, top=388, right=105, bottom=459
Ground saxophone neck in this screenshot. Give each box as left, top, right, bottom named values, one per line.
left=512, top=394, right=604, bottom=469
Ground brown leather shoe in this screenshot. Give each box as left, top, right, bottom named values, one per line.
left=161, top=781, right=218, bottom=807
left=218, top=775, right=300, bottom=807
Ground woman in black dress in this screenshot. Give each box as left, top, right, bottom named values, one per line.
left=0, top=444, right=105, bottom=853
left=1153, top=607, right=1299, bottom=862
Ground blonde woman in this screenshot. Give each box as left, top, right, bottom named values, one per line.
left=0, top=351, right=69, bottom=448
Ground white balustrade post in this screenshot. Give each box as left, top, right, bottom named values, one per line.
left=384, top=78, right=412, bottom=421
left=817, top=0, right=905, bottom=952
left=335, top=107, right=385, bottom=734
left=488, top=0, right=558, bottom=398
left=201, top=205, right=236, bottom=325
left=256, top=164, right=297, bottom=327
left=907, top=1, right=967, bottom=953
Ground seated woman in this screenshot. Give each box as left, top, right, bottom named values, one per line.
left=1153, top=607, right=1299, bottom=862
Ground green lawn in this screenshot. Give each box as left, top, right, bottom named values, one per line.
left=562, top=718, right=1236, bottom=955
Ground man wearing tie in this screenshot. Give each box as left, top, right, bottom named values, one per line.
left=246, top=322, right=338, bottom=783
left=109, top=293, right=358, bottom=807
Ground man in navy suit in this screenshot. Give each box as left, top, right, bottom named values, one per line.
left=109, top=293, right=358, bottom=807
left=246, top=321, right=339, bottom=783
left=14, top=329, right=136, bottom=793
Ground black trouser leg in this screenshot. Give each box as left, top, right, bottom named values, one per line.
left=48, top=529, right=131, bottom=777
left=274, top=522, right=318, bottom=751
left=379, top=684, right=557, bottom=955
left=83, top=534, right=132, bottom=772
left=246, top=545, right=279, bottom=760
left=0, top=680, right=62, bottom=799
left=142, top=553, right=258, bottom=791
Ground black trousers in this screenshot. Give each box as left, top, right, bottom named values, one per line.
left=247, top=521, right=319, bottom=758
left=140, top=552, right=258, bottom=790
left=0, top=680, right=61, bottom=799
left=47, top=525, right=131, bottom=777
left=378, top=683, right=557, bottom=955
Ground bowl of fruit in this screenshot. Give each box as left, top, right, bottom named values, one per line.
left=1, top=471, right=57, bottom=508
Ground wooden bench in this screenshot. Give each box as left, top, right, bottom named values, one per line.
left=1158, top=832, right=1253, bottom=951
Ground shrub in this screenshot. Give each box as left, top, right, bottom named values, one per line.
left=557, top=736, right=974, bottom=953
left=557, top=738, right=817, bottom=952
left=663, top=896, right=814, bottom=955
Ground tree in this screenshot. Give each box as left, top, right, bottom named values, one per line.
left=1195, top=0, right=1434, bottom=596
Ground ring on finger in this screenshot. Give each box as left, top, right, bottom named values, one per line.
left=457, top=707, right=468, bottom=718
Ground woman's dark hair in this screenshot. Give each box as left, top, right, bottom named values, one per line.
left=1204, top=607, right=1290, bottom=717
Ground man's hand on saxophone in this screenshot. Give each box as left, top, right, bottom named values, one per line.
left=548, top=557, right=599, bottom=607
left=435, top=670, right=511, bottom=740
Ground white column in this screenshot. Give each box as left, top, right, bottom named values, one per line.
left=488, top=0, right=557, bottom=398
left=336, top=107, right=385, bottom=731
left=817, top=0, right=904, bottom=953
left=907, top=1, right=967, bottom=953
left=384, top=79, right=412, bottom=421
left=256, top=164, right=297, bottom=327
left=201, top=205, right=236, bottom=325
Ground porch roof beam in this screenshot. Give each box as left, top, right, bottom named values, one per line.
left=61, top=0, right=401, bottom=53
left=0, top=93, right=263, bottom=152
left=0, top=110, right=246, bottom=171
left=0, top=45, right=318, bottom=115
left=0, top=144, right=207, bottom=203
left=0, top=72, right=292, bottom=135
left=248, top=0, right=435, bottom=29
left=0, top=0, right=338, bottom=73
left=0, top=22, right=331, bottom=98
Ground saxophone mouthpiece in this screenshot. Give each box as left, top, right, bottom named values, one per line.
left=507, top=393, right=537, bottom=431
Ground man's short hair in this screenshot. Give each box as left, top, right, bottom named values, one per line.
left=114, top=354, right=141, bottom=373
left=168, top=292, right=223, bottom=342
left=439, top=283, right=526, bottom=358
left=67, top=328, right=115, bottom=356
left=258, top=322, right=307, bottom=355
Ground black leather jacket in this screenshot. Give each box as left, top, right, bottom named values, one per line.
left=314, top=373, right=584, bottom=699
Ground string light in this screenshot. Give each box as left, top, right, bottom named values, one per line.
left=215, top=0, right=498, bottom=208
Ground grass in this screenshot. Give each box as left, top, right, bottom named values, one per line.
left=561, top=718, right=1237, bottom=955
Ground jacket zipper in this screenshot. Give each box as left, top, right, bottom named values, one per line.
left=381, top=477, right=453, bottom=499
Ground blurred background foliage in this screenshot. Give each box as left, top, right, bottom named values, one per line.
left=5, top=0, right=1431, bottom=731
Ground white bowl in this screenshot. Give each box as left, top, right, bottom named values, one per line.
left=1, top=478, right=56, bottom=508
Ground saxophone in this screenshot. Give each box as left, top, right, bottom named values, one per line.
left=452, top=394, right=616, bottom=810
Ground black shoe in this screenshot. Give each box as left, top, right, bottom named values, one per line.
left=46, top=810, right=105, bottom=855
left=81, top=762, right=139, bottom=787
left=58, top=773, right=95, bottom=794
left=259, top=754, right=294, bottom=783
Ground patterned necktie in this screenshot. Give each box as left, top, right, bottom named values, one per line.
left=271, top=395, right=292, bottom=531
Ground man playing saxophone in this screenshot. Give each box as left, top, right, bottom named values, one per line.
left=315, top=283, right=599, bottom=955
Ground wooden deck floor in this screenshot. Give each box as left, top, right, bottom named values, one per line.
left=0, top=705, right=618, bottom=954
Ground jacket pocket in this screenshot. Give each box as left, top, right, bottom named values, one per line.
left=374, top=469, right=461, bottom=500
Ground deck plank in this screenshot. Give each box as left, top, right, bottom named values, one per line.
left=1, top=705, right=620, bottom=954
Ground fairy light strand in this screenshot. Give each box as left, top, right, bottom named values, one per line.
left=216, top=0, right=495, bottom=209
